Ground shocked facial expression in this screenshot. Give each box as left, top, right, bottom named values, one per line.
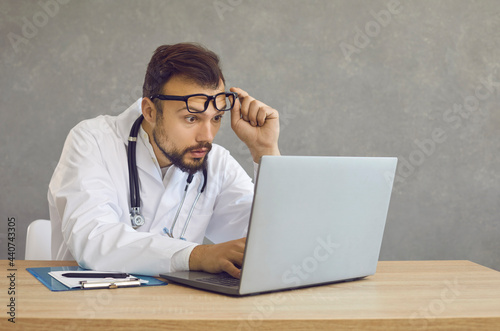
left=150, top=76, right=226, bottom=174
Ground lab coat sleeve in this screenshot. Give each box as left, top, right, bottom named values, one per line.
left=48, top=123, right=195, bottom=276
left=204, top=152, right=254, bottom=244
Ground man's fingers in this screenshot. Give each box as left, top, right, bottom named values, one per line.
left=230, top=87, right=249, bottom=99
left=220, top=238, right=246, bottom=278
left=231, top=87, right=254, bottom=122
left=230, top=251, right=245, bottom=267
left=237, top=99, right=270, bottom=128
left=190, top=237, right=247, bottom=280
left=222, top=263, right=241, bottom=279
left=221, top=259, right=242, bottom=279
left=230, top=96, right=242, bottom=127
left=257, top=108, right=268, bottom=127
left=255, top=105, right=274, bottom=127
left=240, top=97, right=254, bottom=122
left=247, top=101, right=261, bottom=126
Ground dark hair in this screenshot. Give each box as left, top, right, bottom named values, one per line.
left=142, top=43, right=225, bottom=100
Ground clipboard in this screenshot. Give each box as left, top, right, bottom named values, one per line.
left=27, top=266, right=167, bottom=291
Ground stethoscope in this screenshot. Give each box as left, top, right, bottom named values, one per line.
left=127, top=115, right=207, bottom=240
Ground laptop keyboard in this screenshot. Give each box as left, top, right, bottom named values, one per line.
left=196, top=274, right=240, bottom=287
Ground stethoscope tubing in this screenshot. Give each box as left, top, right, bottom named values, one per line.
left=165, top=169, right=207, bottom=240
left=179, top=170, right=207, bottom=240
left=128, top=115, right=143, bottom=209
left=164, top=174, right=193, bottom=238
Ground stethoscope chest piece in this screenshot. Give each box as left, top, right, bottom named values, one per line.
left=130, top=207, right=145, bottom=229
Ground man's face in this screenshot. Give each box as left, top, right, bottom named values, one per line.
left=151, top=76, right=225, bottom=174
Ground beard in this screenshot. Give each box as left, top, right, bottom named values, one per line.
left=152, top=125, right=211, bottom=175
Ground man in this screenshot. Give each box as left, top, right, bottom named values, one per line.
left=48, top=43, right=280, bottom=278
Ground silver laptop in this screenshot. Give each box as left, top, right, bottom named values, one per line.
left=160, top=155, right=397, bottom=296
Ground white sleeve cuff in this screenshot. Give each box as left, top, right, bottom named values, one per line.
left=170, top=244, right=198, bottom=272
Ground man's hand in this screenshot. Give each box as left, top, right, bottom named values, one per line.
left=189, top=237, right=246, bottom=278
left=230, top=87, right=280, bottom=163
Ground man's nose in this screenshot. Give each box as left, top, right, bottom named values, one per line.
left=196, top=120, right=215, bottom=142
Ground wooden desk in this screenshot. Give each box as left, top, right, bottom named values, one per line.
left=1, top=260, right=499, bottom=330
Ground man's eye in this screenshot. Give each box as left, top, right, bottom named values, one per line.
left=186, top=116, right=197, bottom=123
left=213, top=115, right=223, bottom=122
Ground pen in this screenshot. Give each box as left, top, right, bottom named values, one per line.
left=80, top=278, right=141, bottom=289
left=62, top=272, right=130, bottom=278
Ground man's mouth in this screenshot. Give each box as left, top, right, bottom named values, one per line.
left=186, top=141, right=212, bottom=158
left=189, top=148, right=208, bottom=158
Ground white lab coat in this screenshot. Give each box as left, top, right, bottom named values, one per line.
left=48, top=99, right=254, bottom=276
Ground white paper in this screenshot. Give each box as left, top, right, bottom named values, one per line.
left=49, top=271, right=148, bottom=288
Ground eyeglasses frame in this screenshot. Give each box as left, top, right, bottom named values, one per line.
left=149, top=92, right=238, bottom=113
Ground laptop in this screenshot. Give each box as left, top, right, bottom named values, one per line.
left=160, top=155, right=398, bottom=296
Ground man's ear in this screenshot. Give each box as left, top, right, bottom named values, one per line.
left=141, top=97, right=157, bottom=123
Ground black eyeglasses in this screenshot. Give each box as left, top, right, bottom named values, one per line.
left=149, top=92, right=238, bottom=113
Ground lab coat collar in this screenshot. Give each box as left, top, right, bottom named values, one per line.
left=115, top=98, right=162, bottom=183
left=116, top=98, right=143, bottom=146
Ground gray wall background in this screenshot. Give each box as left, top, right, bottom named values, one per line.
left=1, top=0, right=499, bottom=270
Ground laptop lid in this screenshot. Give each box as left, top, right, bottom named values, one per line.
left=160, top=156, right=397, bottom=296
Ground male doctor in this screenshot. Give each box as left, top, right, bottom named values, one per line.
left=48, top=43, right=280, bottom=278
